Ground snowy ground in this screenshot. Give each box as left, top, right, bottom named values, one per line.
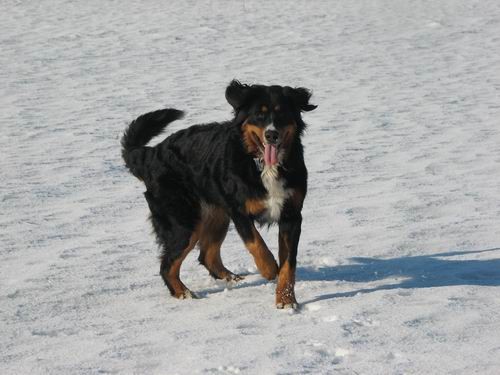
left=1, top=0, right=500, bottom=374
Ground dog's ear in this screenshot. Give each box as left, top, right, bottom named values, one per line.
left=284, top=86, right=317, bottom=112
left=225, top=80, right=250, bottom=110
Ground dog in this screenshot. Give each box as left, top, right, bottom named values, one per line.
left=121, top=80, right=316, bottom=309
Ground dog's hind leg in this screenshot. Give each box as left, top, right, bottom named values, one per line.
left=198, top=204, right=243, bottom=282
left=232, top=212, right=278, bottom=281
left=145, top=190, right=200, bottom=299
left=159, top=228, right=200, bottom=299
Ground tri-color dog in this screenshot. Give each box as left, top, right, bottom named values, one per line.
left=121, top=80, right=316, bottom=309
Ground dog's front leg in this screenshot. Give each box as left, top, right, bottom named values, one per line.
left=232, top=212, right=278, bottom=280
left=276, top=211, right=302, bottom=309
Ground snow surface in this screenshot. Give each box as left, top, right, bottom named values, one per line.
left=2, top=0, right=500, bottom=374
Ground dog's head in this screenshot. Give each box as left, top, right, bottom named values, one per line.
left=226, top=80, right=317, bottom=166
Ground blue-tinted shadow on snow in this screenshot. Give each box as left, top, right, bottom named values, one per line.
left=195, top=273, right=270, bottom=298
left=299, top=248, right=500, bottom=305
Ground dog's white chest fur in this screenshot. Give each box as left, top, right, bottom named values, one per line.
left=260, top=165, right=290, bottom=222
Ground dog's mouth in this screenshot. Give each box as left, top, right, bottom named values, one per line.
left=264, top=143, right=279, bottom=166
left=251, top=133, right=280, bottom=166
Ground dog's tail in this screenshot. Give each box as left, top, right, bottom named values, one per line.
left=121, top=108, right=184, bottom=179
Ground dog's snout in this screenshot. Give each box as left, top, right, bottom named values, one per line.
left=265, top=129, right=279, bottom=144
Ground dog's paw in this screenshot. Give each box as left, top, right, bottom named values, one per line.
left=276, top=302, right=299, bottom=310
left=275, top=287, right=298, bottom=310
left=176, top=289, right=199, bottom=300
left=225, top=273, right=245, bottom=283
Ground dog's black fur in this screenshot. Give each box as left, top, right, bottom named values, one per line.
left=121, top=80, right=316, bottom=308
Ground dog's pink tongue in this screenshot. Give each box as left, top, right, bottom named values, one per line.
left=264, top=144, right=278, bottom=166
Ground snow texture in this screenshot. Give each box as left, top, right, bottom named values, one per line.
left=1, top=0, right=500, bottom=374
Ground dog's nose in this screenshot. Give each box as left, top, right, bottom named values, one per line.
left=265, top=129, right=279, bottom=144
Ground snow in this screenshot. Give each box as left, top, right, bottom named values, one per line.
left=1, top=0, right=500, bottom=373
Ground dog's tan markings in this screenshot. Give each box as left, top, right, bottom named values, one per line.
left=198, top=204, right=240, bottom=281
left=244, top=225, right=278, bottom=280
left=276, top=122, right=297, bottom=161
left=282, top=123, right=297, bottom=148
left=164, top=227, right=200, bottom=299
left=245, top=198, right=267, bottom=216
left=276, top=260, right=297, bottom=307
left=242, top=122, right=264, bottom=155
left=276, top=231, right=297, bottom=307
left=261, top=105, right=268, bottom=113
left=201, top=239, right=233, bottom=280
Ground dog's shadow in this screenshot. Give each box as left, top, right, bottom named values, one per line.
left=196, top=247, right=500, bottom=302
left=195, top=273, right=270, bottom=298
left=298, top=247, right=500, bottom=305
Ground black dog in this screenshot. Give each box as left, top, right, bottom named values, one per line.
left=121, top=80, right=316, bottom=308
